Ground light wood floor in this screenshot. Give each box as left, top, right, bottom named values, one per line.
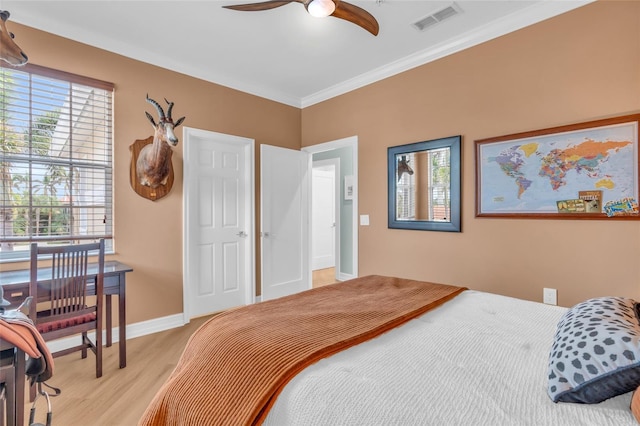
left=21, top=271, right=339, bottom=425
left=23, top=315, right=213, bottom=426
left=312, top=267, right=339, bottom=287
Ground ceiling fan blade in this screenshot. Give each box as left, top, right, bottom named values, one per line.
left=223, top=1, right=379, bottom=36
left=223, top=1, right=298, bottom=12
left=331, top=1, right=379, bottom=36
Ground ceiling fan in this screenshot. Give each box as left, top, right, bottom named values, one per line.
left=223, top=0, right=380, bottom=36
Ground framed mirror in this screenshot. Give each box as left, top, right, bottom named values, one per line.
left=388, top=135, right=461, bottom=232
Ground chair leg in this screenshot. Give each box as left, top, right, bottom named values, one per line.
left=96, top=328, right=102, bottom=379
left=29, top=380, right=35, bottom=403
left=81, top=332, right=88, bottom=359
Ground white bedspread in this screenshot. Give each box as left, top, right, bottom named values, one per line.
left=264, top=290, right=636, bottom=425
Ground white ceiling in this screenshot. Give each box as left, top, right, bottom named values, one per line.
left=5, top=0, right=593, bottom=108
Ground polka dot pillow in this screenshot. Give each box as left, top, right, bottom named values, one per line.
left=547, top=296, right=640, bottom=403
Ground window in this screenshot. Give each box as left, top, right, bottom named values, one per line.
left=0, top=63, right=113, bottom=261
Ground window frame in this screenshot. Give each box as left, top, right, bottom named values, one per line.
left=0, top=63, right=114, bottom=262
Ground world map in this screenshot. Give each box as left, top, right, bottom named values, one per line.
left=478, top=122, right=637, bottom=213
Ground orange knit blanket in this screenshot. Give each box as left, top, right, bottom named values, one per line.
left=139, top=275, right=466, bottom=426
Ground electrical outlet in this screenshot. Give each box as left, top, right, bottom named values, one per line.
left=543, top=288, right=557, bottom=305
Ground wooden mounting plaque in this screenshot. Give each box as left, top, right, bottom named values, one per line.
left=129, top=136, right=174, bottom=201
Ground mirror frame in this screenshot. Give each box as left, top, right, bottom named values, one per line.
left=387, top=135, right=461, bottom=232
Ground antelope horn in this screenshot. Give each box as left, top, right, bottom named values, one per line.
left=164, top=98, right=174, bottom=119
left=146, top=94, right=165, bottom=120
left=145, top=111, right=156, bottom=128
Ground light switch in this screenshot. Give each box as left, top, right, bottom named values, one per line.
left=360, top=214, right=370, bottom=226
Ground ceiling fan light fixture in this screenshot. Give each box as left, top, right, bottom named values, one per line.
left=308, top=0, right=336, bottom=18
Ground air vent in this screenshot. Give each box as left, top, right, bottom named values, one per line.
left=412, top=2, right=462, bottom=32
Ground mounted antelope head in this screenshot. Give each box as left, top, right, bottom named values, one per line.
left=397, top=155, right=413, bottom=182
left=136, top=95, right=185, bottom=188
left=0, top=11, right=28, bottom=66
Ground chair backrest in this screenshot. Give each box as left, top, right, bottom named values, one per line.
left=29, top=240, right=105, bottom=325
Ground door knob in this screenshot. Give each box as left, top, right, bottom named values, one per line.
left=237, top=231, right=247, bottom=237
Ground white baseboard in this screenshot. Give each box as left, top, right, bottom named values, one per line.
left=46, top=313, right=186, bottom=354
left=337, top=272, right=355, bottom=282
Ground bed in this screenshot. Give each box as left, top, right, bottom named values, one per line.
left=140, top=275, right=639, bottom=425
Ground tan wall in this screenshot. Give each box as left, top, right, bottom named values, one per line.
left=1, top=23, right=301, bottom=324
left=3, top=1, right=639, bottom=328
left=302, top=1, right=640, bottom=307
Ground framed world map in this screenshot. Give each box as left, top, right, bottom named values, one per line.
left=475, top=114, right=640, bottom=219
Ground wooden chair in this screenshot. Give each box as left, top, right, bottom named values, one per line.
left=29, top=240, right=105, bottom=384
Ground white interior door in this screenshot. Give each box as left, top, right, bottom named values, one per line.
left=260, top=144, right=311, bottom=301
left=183, top=128, right=254, bottom=320
left=312, top=159, right=338, bottom=271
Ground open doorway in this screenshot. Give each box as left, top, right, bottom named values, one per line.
left=304, top=136, right=358, bottom=287
left=312, top=159, right=339, bottom=287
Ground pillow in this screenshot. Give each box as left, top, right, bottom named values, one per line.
left=547, top=296, right=640, bottom=403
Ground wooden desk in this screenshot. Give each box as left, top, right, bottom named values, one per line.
left=0, top=341, right=25, bottom=426
left=0, top=261, right=133, bottom=369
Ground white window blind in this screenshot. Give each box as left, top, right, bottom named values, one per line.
left=0, top=63, right=114, bottom=261
left=428, top=147, right=451, bottom=222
